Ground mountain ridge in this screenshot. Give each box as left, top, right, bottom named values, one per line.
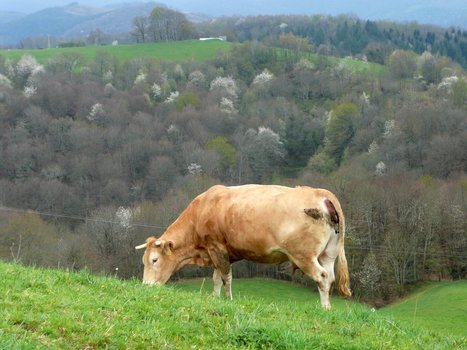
left=0, top=1, right=466, bottom=47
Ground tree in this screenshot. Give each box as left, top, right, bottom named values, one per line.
left=419, top=52, right=441, bottom=84
left=145, top=156, right=179, bottom=200
left=354, top=252, right=381, bottom=300
left=205, top=136, right=238, bottom=181
left=244, top=127, right=285, bottom=182
left=388, top=50, right=417, bottom=79
left=148, top=6, right=194, bottom=42
left=325, top=102, right=359, bottom=164
left=131, top=16, right=148, bottom=43
left=0, top=212, right=59, bottom=266
left=451, top=78, right=467, bottom=107
left=47, top=52, right=85, bottom=76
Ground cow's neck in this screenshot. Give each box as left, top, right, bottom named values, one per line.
left=162, top=202, right=199, bottom=263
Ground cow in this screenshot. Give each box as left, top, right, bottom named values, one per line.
left=135, top=184, right=351, bottom=309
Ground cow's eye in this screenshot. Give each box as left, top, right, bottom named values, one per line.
left=152, top=258, right=158, bottom=264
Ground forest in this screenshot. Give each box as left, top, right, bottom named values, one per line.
left=129, top=8, right=467, bottom=68
left=1, top=10, right=466, bottom=306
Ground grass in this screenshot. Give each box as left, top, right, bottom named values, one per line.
left=173, top=277, right=351, bottom=307
left=0, top=39, right=385, bottom=78
left=1, top=261, right=465, bottom=349
left=380, top=280, right=467, bottom=337
left=0, top=39, right=232, bottom=64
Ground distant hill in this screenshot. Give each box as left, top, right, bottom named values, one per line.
left=162, top=0, right=467, bottom=28
left=0, top=0, right=466, bottom=47
left=0, top=3, right=105, bottom=46
left=64, top=2, right=159, bottom=37
left=0, top=11, right=24, bottom=25
left=0, top=2, right=161, bottom=47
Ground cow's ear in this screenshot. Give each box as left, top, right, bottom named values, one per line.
left=163, top=240, right=175, bottom=255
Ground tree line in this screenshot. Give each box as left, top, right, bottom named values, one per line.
left=129, top=8, right=467, bottom=69
left=0, top=22, right=466, bottom=305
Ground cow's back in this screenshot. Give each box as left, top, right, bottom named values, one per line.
left=193, top=184, right=337, bottom=263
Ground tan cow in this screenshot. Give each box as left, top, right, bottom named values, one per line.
left=135, top=184, right=351, bottom=309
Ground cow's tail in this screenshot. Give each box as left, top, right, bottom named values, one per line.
left=337, top=245, right=351, bottom=297
left=324, top=197, right=351, bottom=298
left=333, top=200, right=351, bottom=298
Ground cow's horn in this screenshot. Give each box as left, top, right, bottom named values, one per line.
left=135, top=243, right=147, bottom=250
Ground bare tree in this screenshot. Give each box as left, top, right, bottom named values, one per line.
left=131, top=16, right=149, bottom=43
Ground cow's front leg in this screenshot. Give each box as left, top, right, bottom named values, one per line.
left=222, top=267, right=233, bottom=300
left=212, top=269, right=223, bottom=297
left=208, top=245, right=233, bottom=299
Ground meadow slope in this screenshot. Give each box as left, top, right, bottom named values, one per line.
left=0, top=40, right=232, bottom=64
left=1, top=261, right=465, bottom=349
left=379, top=281, right=467, bottom=337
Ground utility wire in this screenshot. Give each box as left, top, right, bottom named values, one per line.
left=0, top=207, right=465, bottom=259
left=0, top=207, right=167, bottom=230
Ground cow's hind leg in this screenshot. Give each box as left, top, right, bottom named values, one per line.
left=294, top=256, right=333, bottom=310
left=317, top=253, right=337, bottom=310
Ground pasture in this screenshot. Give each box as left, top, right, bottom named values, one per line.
left=1, top=261, right=464, bottom=349
left=0, top=39, right=232, bottom=64
left=379, top=280, right=467, bottom=337
left=0, top=39, right=386, bottom=78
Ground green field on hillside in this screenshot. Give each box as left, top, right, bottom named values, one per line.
left=0, top=40, right=386, bottom=77
left=1, top=261, right=464, bottom=349
left=173, top=277, right=350, bottom=307
left=0, top=40, right=232, bottom=64
left=380, top=281, right=467, bottom=337
left=176, top=277, right=467, bottom=338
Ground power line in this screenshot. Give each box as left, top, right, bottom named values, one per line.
left=0, top=207, right=465, bottom=260
left=0, top=207, right=168, bottom=230
left=346, top=245, right=467, bottom=260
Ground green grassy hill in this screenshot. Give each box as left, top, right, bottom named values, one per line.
left=380, top=281, right=467, bottom=337
left=0, top=39, right=386, bottom=77
left=1, top=262, right=464, bottom=349
left=0, top=40, right=232, bottom=64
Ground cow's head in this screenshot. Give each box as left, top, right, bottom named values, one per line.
left=135, top=236, right=177, bottom=285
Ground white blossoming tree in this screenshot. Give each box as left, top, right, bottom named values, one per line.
left=151, top=83, right=162, bottom=100
left=219, top=97, right=237, bottom=114
left=210, top=76, right=238, bottom=99
left=244, top=126, right=285, bottom=182
left=87, top=103, right=105, bottom=122
left=210, top=76, right=239, bottom=112
left=375, top=161, right=387, bottom=176
left=187, top=162, right=202, bottom=175
left=164, top=91, right=179, bottom=104
left=14, top=55, right=44, bottom=89
left=294, top=58, right=315, bottom=72
left=134, top=71, right=147, bottom=86
left=252, top=69, right=274, bottom=86
left=0, top=73, right=12, bottom=89
left=23, top=85, right=37, bottom=98
left=187, top=70, right=206, bottom=89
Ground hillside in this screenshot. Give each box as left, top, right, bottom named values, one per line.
left=1, top=262, right=465, bottom=349
left=379, top=281, right=467, bottom=337
left=0, top=39, right=232, bottom=63
left=0, top=4, right=104, bottom=46
left=164, top=0, right=467, bottom=28
left=0, top=2, right=158, bottom=46
left=6, top=0, right=467, bottom=29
